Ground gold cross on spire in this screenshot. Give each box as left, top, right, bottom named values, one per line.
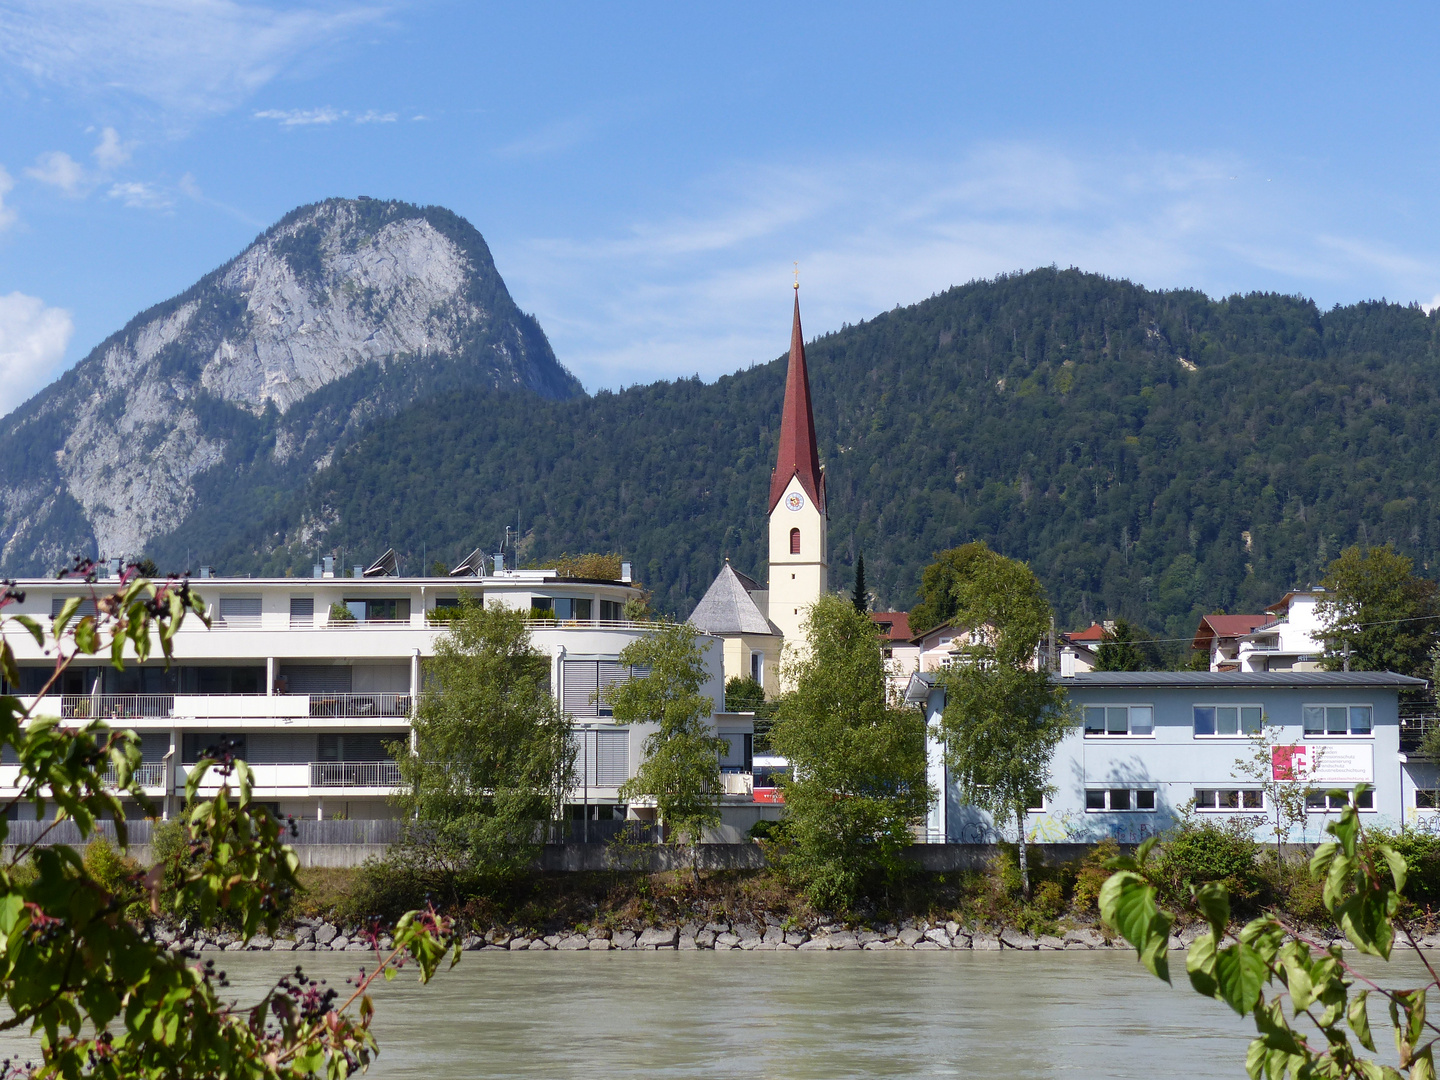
left=793, top=261, right=799, bottom=290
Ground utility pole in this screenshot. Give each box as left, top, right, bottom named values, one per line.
left=1341, top=642, right=1353, bottom=672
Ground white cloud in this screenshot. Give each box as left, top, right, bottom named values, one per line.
left=254, top=106, right=343, bottom=126
left=496, top=116, right=598, bottom=159
left=25, top=151, right=86, bottom=195
left=107, top=181, right=173, bottom=210
left=501, top=143, right=1440, bottom=391
left=253, top=106, right=397, bottom=126
left=0, top=1, right=388, bottom=117
left=92, top=126, right=132, bottom=170
left=0, top=167, right=14, bottom=230
left=0, top=293, right=73, bottom=417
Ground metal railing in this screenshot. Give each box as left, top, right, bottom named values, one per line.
left=325, top=619, right=414, bottom=629
left=308, top=693, right=412, bottom=718
left=59, top=694, right=175, bottom=719
left=102, top=762, right=166, bottom=788
left=309, top=761, right=403, bottom=788
left=1401, top=713, right=1440, bottom=754
left=524, top=619, right=653, bottom=630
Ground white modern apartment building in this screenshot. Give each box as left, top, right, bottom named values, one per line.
left=1, top=563, right=761, bottom=830
left=1195, top=589, right=1328, bottom=673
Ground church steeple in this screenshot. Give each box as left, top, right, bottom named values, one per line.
left=768, top=284, right=826, bottom=514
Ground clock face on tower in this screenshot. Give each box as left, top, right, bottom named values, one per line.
left=785, top=492, right=805, bottom=512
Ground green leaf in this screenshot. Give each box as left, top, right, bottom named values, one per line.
left=12, top=615, right=44, bottom=647
left=1380, top=845, right=1408, bottom=895
left=1099, top=871, right=1159, bottom=951
left=1187, top=931, right=1219, bottom=998
left=1349, top=990, right=1376, bottom=1052
left=1281, top=954, right=1314, bottom=1012
left=74, top=615, right=98, bottom=654
left=1215, top=942, right=1266, bottom=1016
left=1194, top=881, right=1231, bottom=935
left=1135, top=834, right=1159, bottom=866
left=1245, top=1037, right=1268, bottom=1080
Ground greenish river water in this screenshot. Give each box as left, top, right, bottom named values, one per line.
left=7, top=950, right=1431, bottom=1077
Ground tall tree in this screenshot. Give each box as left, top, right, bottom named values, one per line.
left=1095, top=618, right=1146, bottom=671
left=936, top=542, right=1071, bottom=897
left=908, top=545, right=992, bottom=634
left=1315, top=543, right=1440, bottom=677
left=769, top=595, right=931, bottom=909
left=612, top=623, right=727, bottom=870
left=851, top=551, right=868, bottom=613
left=394, top=598, right=575, bottom=890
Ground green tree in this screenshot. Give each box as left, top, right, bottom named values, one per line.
left=937, top=543, right=1071, bottom=898
left=769, top=595, right=931, bottom=909
left=1316, top=543, right=1440, bottom=676
left=612, top=623, right=727, bottom=869
left=394, top=598, right=575, bottom=892
left=724, top=674, right=765, bottom=712
left=0, top=568, right=456, bottom=1078
left=851, top=551, right=868, bottom=613
left=1101, top=793, right=1440, bottom=1080
left=1095, top=618, right=1146, bottom=671
left=908, top=545, right=993, bottom=635
left=1231, top=720, right=1320, bottom=884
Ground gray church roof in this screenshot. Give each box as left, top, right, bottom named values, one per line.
left=690, top=563, right=778, bottom=636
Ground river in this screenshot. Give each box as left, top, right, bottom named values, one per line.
left=5, top=949, right=1428, bottom=1077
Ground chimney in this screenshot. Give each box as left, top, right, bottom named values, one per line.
left=493, top=552, right=505, bottom=575
left=621, top=561, right=632, bottom=583
left=198, top=566, right=213, bottom=579
left=322, top=556, right=335, bottom=579
left=353, top=565, right=363, bottom=579
left=1060, top=647, right=1077, bottom=678
left=312, top=562, right=323, bottom=578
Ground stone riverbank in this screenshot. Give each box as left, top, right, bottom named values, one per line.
left=159, top=915, right=1418, bottom=954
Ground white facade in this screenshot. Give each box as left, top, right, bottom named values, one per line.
left=1224, top=590, right=1328, bottom=673
left=766, top=472, right=828, bottom=669
left=3, top=569, right=754, bottom=827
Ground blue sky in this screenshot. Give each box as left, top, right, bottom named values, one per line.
left=1, top=2, right=1438, bottom=416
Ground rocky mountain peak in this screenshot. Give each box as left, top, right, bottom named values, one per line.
left=0, top=198, right=580, bottom=572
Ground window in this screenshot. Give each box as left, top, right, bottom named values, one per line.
left=50, top=597, right=97, bottom=618
left=1303, top=705, right=1372, bottom=736
left=563, top=660, right=645, bottom=718
left=1085, top=788, right=1156, bottom=811
left=1193, top=705, right=1263, bottom=737
left=1306, top=789, right=1374, bottom=811
left=790, top=528, right=801, bottom=555
left=289, top=596, right=314, bottom=628
left=1417, top=790, right=1440, bottom=809
left=600, top=599, right=625, bottom=622
left=1194, top=788, right=1265, bottom=811
left=217, top=596, right=261, bottom=627
left=344, top=598, right=410, bottom=622
left=1083, top=704, right=1154, bottom=736
left=750, top=651, right=763, bottom=684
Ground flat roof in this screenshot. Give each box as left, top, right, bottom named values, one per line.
left=907, top=669, right=1426, bottom=692
left=1064, top=671, right=1426, bottom=688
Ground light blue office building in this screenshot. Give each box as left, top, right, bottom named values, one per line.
left=906, top=670, right=1432, bottom=844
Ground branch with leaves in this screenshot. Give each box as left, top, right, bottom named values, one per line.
left=0, top=560, right=459, bottom=1078
left=1101, top=786, right=1435, bottom=1080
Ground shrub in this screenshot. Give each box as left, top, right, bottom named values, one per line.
left=1072, top=839, right=1120, bottom=914
left=1153, top=818, right=1262, bottom=908
left=1376, top=830, right=1440, bottom=910
left=84, top=837, right=148, bottom=922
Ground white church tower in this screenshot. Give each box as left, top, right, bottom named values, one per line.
left=766, top=282, right=828, bottom=656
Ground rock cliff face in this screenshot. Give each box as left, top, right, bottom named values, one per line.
left=0, top=199, right=580, bottom=573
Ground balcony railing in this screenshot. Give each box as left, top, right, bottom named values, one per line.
left=325, top=619, right=414, bottom=629
left=35, top=693, right=413, bottom=722
left=310, top=761, right=403, bottom=788
left=60, top=694, right=175, bottom=719
left=1401, top=714, right=1440, bottom=754
left=308, top=693, right=412, bottom=718
left=523, top=619, right=653, bottom=631
left=102, top=762, right=166, bottom=789
left=719, top=772, right=753, bottom=796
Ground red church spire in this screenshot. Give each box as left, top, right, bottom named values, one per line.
left=769, top=284, right=826, bottom=514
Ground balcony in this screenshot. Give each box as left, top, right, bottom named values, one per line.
left=180, top=761, right=402, bottom=792
left=33, top=693, right=413, bottom=723
left=310, top=761, right=403, bottom=787
left=102, top=762, right=167, bottom=790
left=719, top=772, right=753, bottom=797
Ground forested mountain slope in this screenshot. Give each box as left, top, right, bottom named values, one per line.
left=186, top=268, right=1440, bottom=641
left=0, top=198, right=580, bottom=574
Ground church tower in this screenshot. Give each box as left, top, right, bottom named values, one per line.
left=767, top=283, right=828, bottom=657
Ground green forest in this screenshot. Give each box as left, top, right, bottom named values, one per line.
left=154, top=268, right=1440, bottom=642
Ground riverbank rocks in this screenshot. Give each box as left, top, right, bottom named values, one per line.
left=971, top=933, right=1001, bottom=951
left=638, top=927, right=678, bottom=949
left=1062, top=929, right=1106, bottom=949
left=1000, top=930, right=1038, bottom=950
